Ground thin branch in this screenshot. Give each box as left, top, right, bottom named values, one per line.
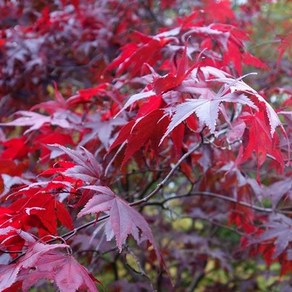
left=187, top=271, right=205, bottom=292
left=201, top=217, right=244, bottom=236
left=145, top=191, right=292, bottom=215
left=47, top=214, right=109, bottom=243
left=130, top=142, right=201, bottom=207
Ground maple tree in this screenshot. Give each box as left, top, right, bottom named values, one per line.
left=0, top=0, right=291, bottom=290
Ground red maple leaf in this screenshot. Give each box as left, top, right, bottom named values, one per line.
left=78, top=185, right=160, bottom=261
left=48, top=144, right=102, bottom=183
left=276, top=32, right=292, bottom=64
left=110, top=110, right=169, bottom=166
left=161, top=83, right=257, bottom=143
left=237, top=110, right=284, bottom=172
left=0, top=242, right=99, bottom=291
left=106, top=33, right=170, bottom=77
left=7, top=190, right=73, bottom=235
left=203, top=0, right=236, bottom=23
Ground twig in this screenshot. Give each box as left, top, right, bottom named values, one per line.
left=47, top=214, right=109, bottom=243
left=145, top=191, right=292, bottom=215
left=130, top=142, right=201, bottom=207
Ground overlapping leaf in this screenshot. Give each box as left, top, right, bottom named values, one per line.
left=161, top=84, right=257, bottom=143
left=237, top=110, right=284, bottom=172
left=257, top=214, right=292, bottom=259
left=78, top=185, right=160, bottom=260
left=7, top=191, right=73, bottom=235
left=48, top=144, right=102, bottom=182
left=0, top=110, right=81, bottom=134
left=0, top=242, right=98, bottom=291
left=110, top=110, right=169, bottom=166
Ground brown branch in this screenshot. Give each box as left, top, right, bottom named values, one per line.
left=47, top=214, right=109, bottom=243
left=130, top=142, right=201, bottom=207
left=145, top=191, right=292, bottom=215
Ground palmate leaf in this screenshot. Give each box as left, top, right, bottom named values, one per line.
left=264, top=178, right=292, bottom=208
left=0, top=111, right=50, bottom=134
left=116, top=90, right=156, bottom=116
left=48, top=144, right=102, bottom=182
left=0, top=263, right=19, bottom=291
left=210, top=75, right=282, bottom=136
left=0, top=110, right=81, bottom=134
left=106, top=32, right=170, bottom=77
left=257, top=214, right=292, bottom=259
left=78, top=185, right=160, bottom=260
left=115, top=47, right=193, bottom=117
left=0, top=242, right=99, bottom=291
left=160, top=89, right=257, bottom=144
left=80, top=113, right=126, bottom=149
left=8, top=191, right=73, bottom=235
left=21, top=252, right=99, bottom=292
left=237, top=110, right=284, bottom=172
left=110, top=109, right=169, bottom=166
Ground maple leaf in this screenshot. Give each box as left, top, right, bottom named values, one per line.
left=161, top=86, right=257, bottom=143
left=0, top=242, right=99, bottom=291
left=48, top=144, right=102, bottom=182
left=0, top=174, right=31, bottom=198
left=116, top=90, right=156, bottom=116
left=8, top=190, right=73, bottom=235
left=106, top=33, right=170, bottom=77
left=116, top=48, right=196, bottom=116
left=78, top=185, right=160, bottom=259
left=264, top=178, right=292, bottom=208
left=0, top=110, right=81, bottom=134
left=80, top=113, right=126, bottom=149
left=67, top=83, right=109, bottom=105
left=257, top=214, right=292, bottom=259
left=153, top=47, right=193, bottom=95
left=203, top=0, right=236, bottom=23
left=0, top=242, right=67, bottom=291
left=210, top=75, right=282, bottom=136
left=276, top=32, right=292, bottom=64
left=0, top=111, right=50, bottom=134
left=1, top=0, right=292, bottom=285
left=1, top=137, right=29, bottom=160
left=55, top=255, right=99, bottom=292
left=21, top=252, right=99, bottom=292
left=110, top=110, right=169, bottom=166
left=237, top=110, right=284, bottom=172
left=0, top=263, right=19, bottom=291
left=242, top=51, right=268, bottom=70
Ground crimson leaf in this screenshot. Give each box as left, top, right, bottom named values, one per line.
left=78, top=185, right=160, bottom=260
left=48, top=144, right=102, bottom=182
left=257, top=214, right=292, bottom=259
left=0, top=242, right=99, bottom=291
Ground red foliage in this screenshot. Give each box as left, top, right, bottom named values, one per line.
left=0, top=0, right=291, bottom=290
